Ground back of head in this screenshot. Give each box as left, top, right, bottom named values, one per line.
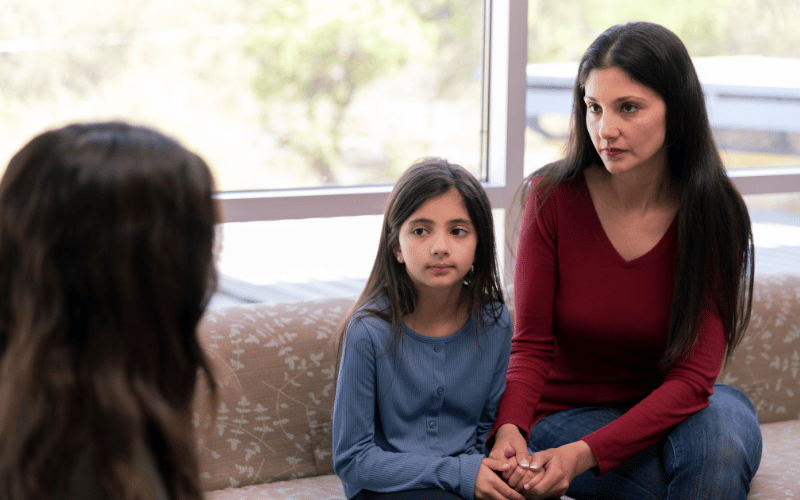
left=0, top=121, right=218, bottom=500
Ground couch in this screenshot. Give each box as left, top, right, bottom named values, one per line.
left=193, top=273, right=800, bottom=499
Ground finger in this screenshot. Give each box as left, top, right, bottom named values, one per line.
left=523, top=457, right=560, bottom=495
left=505, top=464, right=532, bottom=490
left=481, top=457, right=512, bottom=473
left=488, top=475, right=525, bottom=500
left=501, top=455, right=518, bottom=480
left=516, top=448, right=535, bottom=471
left=526, top=449, right=551, bottom=473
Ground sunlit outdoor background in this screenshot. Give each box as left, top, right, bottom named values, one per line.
left=2, top=0, right=799, bottom=304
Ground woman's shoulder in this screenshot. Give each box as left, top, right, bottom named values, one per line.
left=526, top=164, right=587, bottom=209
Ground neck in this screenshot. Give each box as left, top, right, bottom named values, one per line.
left=404, top=286, right=468, bottom=337
left=601, top=164, right=677, bottom=213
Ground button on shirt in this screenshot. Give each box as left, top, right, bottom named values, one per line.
left=332, top=301, right=512, bottom=500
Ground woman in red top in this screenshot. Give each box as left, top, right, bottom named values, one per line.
left=489, top=22, right=761, bottom=499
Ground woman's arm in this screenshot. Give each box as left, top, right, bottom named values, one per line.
left=581, top=307, right=726, bottom=474
left=490, top=187, right=559, bottom=449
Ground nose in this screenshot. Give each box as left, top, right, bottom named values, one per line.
left=431, top=232, right=449, bottom=255
left=598, top=113, right=619, bottom=140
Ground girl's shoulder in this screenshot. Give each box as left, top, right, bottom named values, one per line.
left=477, top=301, right=511, bottom=330
left=346, top=296, right=393, bottom=340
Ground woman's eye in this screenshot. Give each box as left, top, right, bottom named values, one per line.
left=451, top=228, right=468, bottom=236
left=622, top=103, right=639, bottom=113
left=586, top=103, right=600, bottom=113
left=412, top=228, right=427, bottom=236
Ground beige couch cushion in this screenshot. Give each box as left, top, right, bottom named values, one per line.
left=204, top=474, right=346, bottom=500
left=718, top=273, right=800, bottom=423
left=193, top=298, right=356, bottom=492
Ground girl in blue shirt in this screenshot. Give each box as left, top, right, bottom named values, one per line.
left=333, top=158, right=521, bottom=500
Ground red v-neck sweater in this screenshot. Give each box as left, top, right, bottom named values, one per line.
left=494, top=173, right=725, bottom=475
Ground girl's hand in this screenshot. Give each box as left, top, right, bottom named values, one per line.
left=474, top=458, right=525, bottom=500
left=488, top=424, right=538, bottom=486
left=519, top=441, right=597, bottom=499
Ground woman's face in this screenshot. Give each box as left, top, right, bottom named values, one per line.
left=584, top=66, right=668, bottom=177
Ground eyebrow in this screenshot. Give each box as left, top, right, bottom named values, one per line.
left=407, top=217, right=473, bottom=226
left=584, top=94, right=646, bottom=102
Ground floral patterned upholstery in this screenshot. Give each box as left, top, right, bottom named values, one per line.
left=193, top=298, right=354, bottom=496
left=193, top=274, right=800, bottom=499
left=718, top=273, right=800, bottom=423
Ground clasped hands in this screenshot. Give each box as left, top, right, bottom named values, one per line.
left=474, top=423, right=597, bottom=500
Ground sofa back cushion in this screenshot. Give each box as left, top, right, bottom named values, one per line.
left=718, top=273, right=800, bottom=424
left=193, top=297, right=356, bottom=492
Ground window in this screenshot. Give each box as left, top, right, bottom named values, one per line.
left=5, top=1, right=797, bottom=303
left=1, top=0, right=490, bottom=191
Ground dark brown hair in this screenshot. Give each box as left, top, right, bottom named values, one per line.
left=336, top=158, right=505, bottom=361
left=521, top=21, right=753, bottom=366
left=0, top=121, right=218, bottom=499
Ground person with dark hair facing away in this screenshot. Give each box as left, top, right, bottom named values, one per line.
left=0, top=121, right=219, bottom=500
left=489, top=22, right=761, bottom=499
left=332, top=158, right=521, bottom=500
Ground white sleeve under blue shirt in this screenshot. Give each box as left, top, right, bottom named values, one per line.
left=332, top=301, right=512, bottom=500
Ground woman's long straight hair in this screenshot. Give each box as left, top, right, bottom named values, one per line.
left=522, top=22, right=754, bottom=366
left=0, top=122, right=219, bottom=500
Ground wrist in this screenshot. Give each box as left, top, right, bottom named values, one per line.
left=497, top=423, right=523, bottom=439
left=571, top=440, right=597, bottom=473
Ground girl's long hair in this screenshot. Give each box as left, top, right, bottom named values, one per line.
left=0, top=121, right=218, bottom=500
left=521, top=22, right=753, bottom=366
left=336, top=158, right=505, bottom=361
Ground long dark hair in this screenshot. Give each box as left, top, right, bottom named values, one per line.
left=336, top=158, right=505, bottom=360
left=0, top=121, right=218, bottom=500
left=523, top=21, right=753, bottom=366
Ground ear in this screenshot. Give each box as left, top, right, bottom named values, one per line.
left=395, top=249, right=405, bottom=264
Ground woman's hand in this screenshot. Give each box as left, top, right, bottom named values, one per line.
left=488, top=424, right=540, bottom=489
left=519, top=441, right=597, bottom=499
left=474, top=457, right=526, bottom=500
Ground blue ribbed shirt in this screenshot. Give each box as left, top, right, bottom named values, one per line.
left=332, top=301, right=512, bottom=500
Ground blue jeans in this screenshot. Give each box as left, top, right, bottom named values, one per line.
left=527, top=384, right=762, bottom=500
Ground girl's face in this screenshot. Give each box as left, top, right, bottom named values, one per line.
left=394, top=188, right=477, bottom=298
left=584, top=66, right=668, bottom=177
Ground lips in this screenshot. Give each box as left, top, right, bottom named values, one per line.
left=429, top=264, right=454, bottom=272
left=603, top=148, right=625, bottom=159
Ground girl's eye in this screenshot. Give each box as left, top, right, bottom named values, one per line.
left=451, top=228, right=468, bottom=236
left=586, top=103, right=600, bottom=113
left=412, top=228, right=427, bottom=236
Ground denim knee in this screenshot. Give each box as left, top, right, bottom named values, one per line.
left=664, top=384, right=761, bottom=499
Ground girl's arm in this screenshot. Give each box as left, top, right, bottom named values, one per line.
left=332, top=321, right=484, bottom=500
left=472, top=306, right=513, bottom=454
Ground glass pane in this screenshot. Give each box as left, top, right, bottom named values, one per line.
left=1, top=0, right=485, bottom=191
